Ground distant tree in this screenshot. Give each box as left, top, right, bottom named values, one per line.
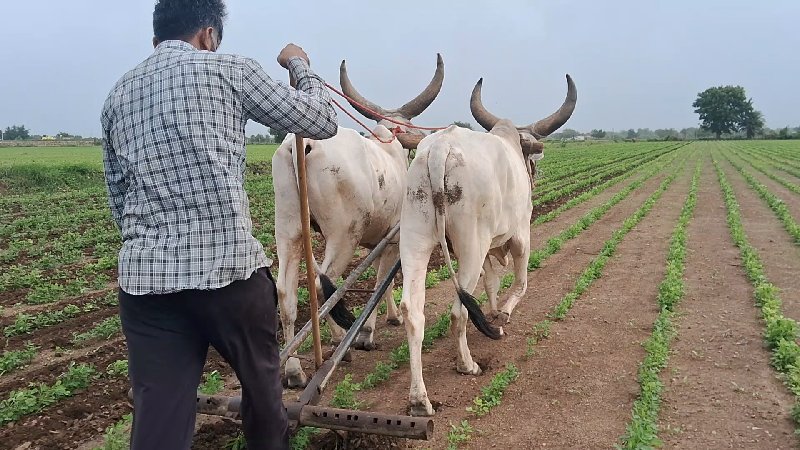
left=692, top=85, right=752, bottom=139
left=452, top=121, right=473, bottom=130
left=560, top=128, right=579, bottom=139
left=654, top=128, right=678, bottom=140
left=636, top=128, right=656, bottom=140
left=590, top=129, right=606, bottom=139
left=738, top=104, right=765, bottom=139
left=3, top=125, right=30, bottom=140
left=778, top=127, right=790, bottom=139
left=269, top=127, right=288, bottom=144
left=248, top=134, right=271, bottom=144
left=626, top=129, right=637, bottom=139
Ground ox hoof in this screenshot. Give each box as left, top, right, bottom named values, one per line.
left=387, top=317, right=403, bottom=326
left=457, top=362, right=482, bottom=376
left=283, top=371, right=308, bottom=389
left=408, top=400, right=435, bottom=417
left=497, top=311, right=511, bottom=324
left=354, top=340, right=377, bottom=351
left=353, top=331, right=377, bottom=352
left=284, top=358, right=307, bottom=389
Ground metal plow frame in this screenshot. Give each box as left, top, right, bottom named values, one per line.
left=187, top=224, right=434, bottom=440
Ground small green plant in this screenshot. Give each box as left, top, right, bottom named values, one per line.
left=358, top=266, right=377, bottom=281
left=0, top=362, right=96, bottom=425
left=330, top=374, right=362, bottom=410
left=0, top=342, right=38, bottom=375
left=290, top=427, right=319, bottom=450
left=224, top=431, right=247, bottom=450
left=72, top=315, right=122, bottom=345
left=94, top=413, right=132, bottom=450
left=446, top=420, right=474, bottom=449
left=526, top=320, right=553, bottom=357
left=467, top=363, right=519, bottom=416
left=199, top=370, right=224, bottom=395
left=106, top=359, right=128, bottom=378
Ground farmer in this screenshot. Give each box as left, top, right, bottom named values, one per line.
left=100, top=0, right=337, bottom=448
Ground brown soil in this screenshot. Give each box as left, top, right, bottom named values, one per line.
left=728, top=152, right=800, bottom=235
left=458, top=152, right=695, bottom=449
left=718, top=157, right=800, bottom=321
left=658, top=156, right=797, bottom=448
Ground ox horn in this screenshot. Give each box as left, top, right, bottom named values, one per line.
left=470, top=78, right=501, bottom=132
left=339, top=54, right=445, bottom=121
left=340, top=59, right=390, bottom=122
left=524, top=74, right=577, bottom=138
left=396, top=53, right=445, bottom=119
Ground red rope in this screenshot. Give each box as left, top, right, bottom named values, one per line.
left=329, top=97, right=399, bottom=143
left=324, top=82, right=448, bottom=135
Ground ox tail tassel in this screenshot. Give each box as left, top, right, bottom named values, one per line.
left=458, top=289, right=504, bottom=340
left=319, top=273, right=356, bottom=329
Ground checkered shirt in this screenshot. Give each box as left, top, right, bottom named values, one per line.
left=101, top=40, right=337, bottom=295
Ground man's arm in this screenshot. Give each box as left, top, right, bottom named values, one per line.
left=101, top=108, right=127, bottom=230
left=241, top=57, right=338, bottom=140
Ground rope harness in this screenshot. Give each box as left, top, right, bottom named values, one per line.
left=323, top=82, right=447, bottom=144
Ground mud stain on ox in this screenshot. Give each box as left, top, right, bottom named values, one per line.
left=432, top=191, right=446, bottom=215
left=410, top=187, right=428, bottom=204
left=325, top=165, right=340, bottom=175
left=445, top=183, right=463, bottom=205
left=378, top=174, right=386, bottom=190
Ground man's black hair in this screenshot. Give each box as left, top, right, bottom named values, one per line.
left=153, top=0, right=227, bottom=43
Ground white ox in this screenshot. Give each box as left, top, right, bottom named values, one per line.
left=398, top=75, right=577, bottom=416
left=273, top=55, right=444, bottom=388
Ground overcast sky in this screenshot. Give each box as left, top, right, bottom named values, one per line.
left=1, top=0, right=797, bottom=138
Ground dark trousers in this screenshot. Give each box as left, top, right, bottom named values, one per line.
left=119, top=267, right=289, bottom=450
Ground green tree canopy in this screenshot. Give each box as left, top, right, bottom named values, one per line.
left=692, top=85, right=753, bottom=139
left=739, top=102, right=765, bottom=139
left=3, top=125, right=30, bottom=140
left=452, top=121, right=473, bottom=130
left=590, top=129, right=606, bottom=139
left=269, top=127, right=288, bottom=144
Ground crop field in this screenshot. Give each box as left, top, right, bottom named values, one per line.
left=2, top=140, right=800, bottom=449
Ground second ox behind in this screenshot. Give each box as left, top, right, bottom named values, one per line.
left=272, top=55, right=444, bottom=388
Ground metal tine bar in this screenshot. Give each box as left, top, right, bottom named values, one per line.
left=298, top=259, right=401, bottom=406
left=280, top=223, right=400, bottom=365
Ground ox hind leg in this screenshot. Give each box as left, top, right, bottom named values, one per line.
left=451, top=235, right=492, bottom=376
left=354, top=243, right=401, bottom=351
left=400, top=233, right=436, bottom=416
left=498, top=234, right=531, bottom=323
left=482, top=256, right=502, bottom=317
left=276, top=238, right=306, bottom=388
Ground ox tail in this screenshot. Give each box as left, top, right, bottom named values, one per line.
left=320, top=272, right=356, bottom=330
left=427, top=144, right=503, bottom=340
left=290, top=136, right=356, bottom=331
